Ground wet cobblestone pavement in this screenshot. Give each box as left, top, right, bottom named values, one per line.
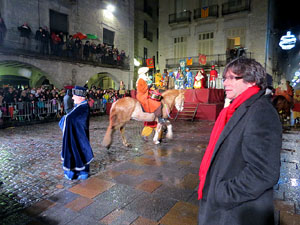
left=0, top=116, right=300, bottom=224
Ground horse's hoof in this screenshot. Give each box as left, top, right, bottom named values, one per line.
left=166, top=133, right=173, bottom=139
left=154, top=140, right=160, bottom=145
left=125, top=143, right=132, bottom=148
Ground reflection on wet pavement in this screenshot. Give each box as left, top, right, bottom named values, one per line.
left=0, top=115, right=300, bottom=224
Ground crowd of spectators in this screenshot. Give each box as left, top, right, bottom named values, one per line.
left=0, top=85, right=130, bottom=122
left=0, top=21, right=128, bottom=66
left=32, top=26, right=127, bottom=66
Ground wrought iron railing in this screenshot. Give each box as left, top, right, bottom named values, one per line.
left=165, top=52, right=254, bottom=69
left=169, top=10, right=192, bottom=24
left=222, top=0, right=250, bottom=15
left=194, top=5, right=219, bottom=19
left=0, top=39, right=130, bottom=70
left=144, top=31, right=153, bottom=42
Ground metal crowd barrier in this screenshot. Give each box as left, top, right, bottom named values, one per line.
left=89, top=99, right=105, bottom=115
left=0, top=99, right=106, bottom=127
left=0, top=100, right=61, bottom=122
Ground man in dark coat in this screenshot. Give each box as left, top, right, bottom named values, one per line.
left=59, top=86, right=93, bottom=180
left=63, top=89, right=73, bottom=114
left=198, top=58, right=282, bottom=225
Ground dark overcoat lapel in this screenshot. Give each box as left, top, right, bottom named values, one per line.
left=210, top=90, right=265, bottom=164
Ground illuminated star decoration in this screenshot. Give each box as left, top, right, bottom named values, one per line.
left=279, top=31, right=297, bottom=50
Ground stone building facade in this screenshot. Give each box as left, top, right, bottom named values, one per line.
left=133, top=0, right=159, bottom=87
left=158, top=0, right=278, bottom=88
left=0, top=0, right=134, bottom=89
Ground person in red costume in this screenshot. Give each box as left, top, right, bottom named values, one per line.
left=274, top=78, right=293, bottom=104
left=209, top=65, right=218, bottom=88
left=136, top=67, right=162, bottom=117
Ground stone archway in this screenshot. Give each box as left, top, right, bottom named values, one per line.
left=87, top=72, right=120, bottom=89
left=0, top=60, right=55, bottom=88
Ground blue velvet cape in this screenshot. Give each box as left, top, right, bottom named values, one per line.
left=59, top=100, right=94, bottom=171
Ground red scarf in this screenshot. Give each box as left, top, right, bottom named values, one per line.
left=198, top=86, right=260, bottom=199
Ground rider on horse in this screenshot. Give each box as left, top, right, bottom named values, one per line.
left=136, top=67, right=163, bottom=121
left=274, top=78, right=294, bottom=104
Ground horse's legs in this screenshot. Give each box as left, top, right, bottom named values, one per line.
left=165, top=120, right=173, bottom=139
left=120, top=126, right=131, bottom=147
left=153, top=122, right=163, bottom=144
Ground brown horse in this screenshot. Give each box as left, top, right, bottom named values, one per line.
left=102, top=89, right=185, bottom=148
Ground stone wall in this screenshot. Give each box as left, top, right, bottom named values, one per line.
left=158, top=0, right=272, bottom=78
left=0, top=0, right=134, bottom=89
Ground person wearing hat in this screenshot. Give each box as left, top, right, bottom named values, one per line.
left=185, top=67, right=193, bottom=89
left=136, top=67, right=162, bottom=119
left=209, top=65, right=218, bottom=88
left=59, top=86, right=94, bottom=180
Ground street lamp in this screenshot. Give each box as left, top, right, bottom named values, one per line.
left=107, top=4, right=115, bottom=13
left=134, top=58, right=140, bottom=67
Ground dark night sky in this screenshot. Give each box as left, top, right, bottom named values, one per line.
left=274, top=1, right=300, bottom=33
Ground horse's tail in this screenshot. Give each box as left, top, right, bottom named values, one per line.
left=102, top=103, right=117, bottom=149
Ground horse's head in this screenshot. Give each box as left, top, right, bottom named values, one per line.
left=175, top=90, right=185, bottom=112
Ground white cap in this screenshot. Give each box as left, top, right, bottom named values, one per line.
left=138, top=67, right=149, bottom=75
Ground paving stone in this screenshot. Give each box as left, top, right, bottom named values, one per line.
left=64, top=196, right=94, bottom=212
left=100, top=209, right=125, bottom=224
left=48, top=190, right=79, bottom=205
left=104, top=209, right=139, bottom=225
left=68, top=177, right=115, bottom=199
left=131, top=216, right=158, bottom=225
left=94, top=183, right=143, bottom=208
left=135, top=180, right=162, bottom=193
left=66, top=214, right=104, bottom=225
left=159, top=201, right=198, bottom=225
left=124, top=192, right=177, bottom=221
left=152, top=184, right=194, bottom=202
left=38, top=203, right=80, bottom=225
left=23, top=199, right=56, bottom=216
left=1, top=116, right=300, bottom=223
left=112, top=174, right=145, bottom=187
left=79, top=199, right=117, bottom=221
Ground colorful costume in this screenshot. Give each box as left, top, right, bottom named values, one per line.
left=274, top=78, right=293, bottom=103
left=168, top=71, right=175, bottom=89
left=154, top=71, right=163, bottom=89
left=59, top=86, right=93, bottom=180
left=136, top=67, right=161, bottom=113
left=175, top=73, right=185, bottom=89
left=185, top=68, right=194, bottom=89
left=162, top=70, right=169, bottom=90
left=141, top=121, right=158, bottom=140
left=194, top=70, right=205, bottom=89
left=209, top=65, right=218, bottom=88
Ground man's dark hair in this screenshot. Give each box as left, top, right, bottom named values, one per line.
left=223, top=57, right=267, bottom=89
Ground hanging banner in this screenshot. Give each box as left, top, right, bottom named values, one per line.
left=186, top=57, right=193, bottom=66
left=146, top=58, right=154, bottom=68
left=201, top=7, right=209, bottom=18
left=199, top=54, right=207, bottom=65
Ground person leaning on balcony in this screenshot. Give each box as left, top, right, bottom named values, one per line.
left=0, top=16, right=7, bottom=46
left=197, top=58, right=282, bottom=225
left=35, top=27, right=44, bottom=53
left=18, top=22, right=32, bottom=50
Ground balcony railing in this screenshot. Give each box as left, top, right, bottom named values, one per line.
left=222, top=0, right=250, bottom=15
left=194, top=5, right=219, bottom=19
left=165, top=52, right=254, bottom=69
left=0, top=39, right=130, bottom=70
left=144, top=31, right=153, bottom=42
left=169, top=10, right=192, bottom=24
left=144, top=5, right=153, bottom=17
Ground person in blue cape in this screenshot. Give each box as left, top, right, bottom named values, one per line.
left=59, top=86, right=94, bottom=180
